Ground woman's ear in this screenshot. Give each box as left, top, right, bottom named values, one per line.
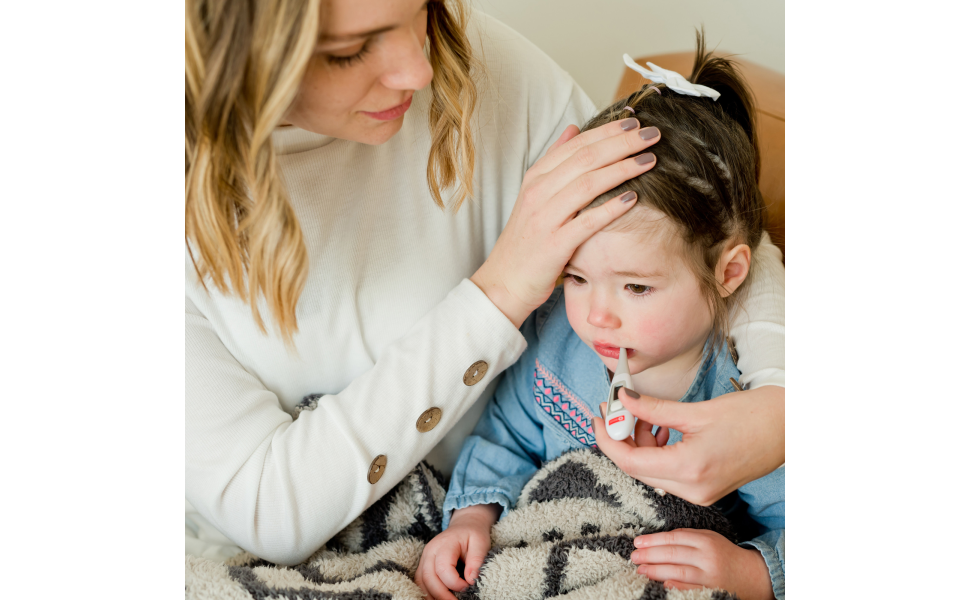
left=715, top=244, right=751, bottom=298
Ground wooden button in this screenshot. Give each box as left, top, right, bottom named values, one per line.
left=463, top=361, right=488, bottom=386
left=416, top=407, right=442, bottom=432
left=728, top=337, right=739, bottom=364
left=367, top=455, right=387, bottom=484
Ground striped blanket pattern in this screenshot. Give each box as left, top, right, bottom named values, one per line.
left=185, top=448, right=738, bottom=600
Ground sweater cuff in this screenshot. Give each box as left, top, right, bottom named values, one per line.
left=450, top=279, right=528, bottom=362
left=739, top=537, right=785, bottom=600
left=442, top=490, right=515, bottom=529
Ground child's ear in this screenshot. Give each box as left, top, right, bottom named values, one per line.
left=715, top=244, right=751, bottom=298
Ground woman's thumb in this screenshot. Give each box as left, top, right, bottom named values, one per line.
left=464, top=535, right=491, bottom=583
left=620, top=388, right=694, bottom=430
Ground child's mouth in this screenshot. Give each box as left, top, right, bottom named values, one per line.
left=593, top=344, right=634, bottom=360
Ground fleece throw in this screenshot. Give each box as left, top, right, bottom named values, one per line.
left=185, top=448, right=739, bottom=600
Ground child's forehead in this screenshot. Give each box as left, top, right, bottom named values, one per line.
left=571, top=212, right=684, bottom=275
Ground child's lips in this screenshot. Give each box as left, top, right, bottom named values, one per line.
left=593, top=344, right=635, bottom=359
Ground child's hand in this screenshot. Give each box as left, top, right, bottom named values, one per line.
left=630, top=529, right=774, bottom=600
left=415, top=504, right=501, bottom=600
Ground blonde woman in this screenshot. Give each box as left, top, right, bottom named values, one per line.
left=185, top=0, right=786, bottom=565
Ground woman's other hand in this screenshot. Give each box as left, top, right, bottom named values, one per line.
left=630, top=529, right=774, bottom=600
left=415, top=503, right=500, bottom=600
left=471, top=120, right=661, bottom=328
left=592, top=386, right=784, bottom=506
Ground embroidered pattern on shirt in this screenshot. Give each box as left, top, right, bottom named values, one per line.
left=534, top=359, right=597, bottom=447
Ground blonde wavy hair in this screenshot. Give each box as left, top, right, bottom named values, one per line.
left=185, top=0, right=479, bottom=343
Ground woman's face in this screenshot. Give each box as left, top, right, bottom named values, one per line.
left=283, top=0, right=433, bottom=144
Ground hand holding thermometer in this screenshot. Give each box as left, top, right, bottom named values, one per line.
left=604, top=348, right=636, bottom=440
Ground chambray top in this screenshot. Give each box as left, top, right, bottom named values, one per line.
left=444, top=287, right=786, bottom=599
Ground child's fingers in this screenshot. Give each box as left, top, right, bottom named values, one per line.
left=636, top=563, right=704, bottom=584
left=463, top=533, right=491, bottom=583
left=434, top=548, right=469, bottom=592
left=634, top=529, right=707, bottom=550
left=422, top=559, right=460, bottom=600
left=631, top=544, right=703, bottom=566
left=663, top=581, right=704, bottom=591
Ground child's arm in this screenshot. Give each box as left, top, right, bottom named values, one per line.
left=441, top=323, right=550, bottom=528
left=418, top=313, right=551, bottom=598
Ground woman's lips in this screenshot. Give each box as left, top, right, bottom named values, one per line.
left=593, top=344, right=634, bottom=359
left=360, top=96, right=413, bottom=121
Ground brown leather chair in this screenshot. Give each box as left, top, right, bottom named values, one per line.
left=615, top=53, right=785, bottom=257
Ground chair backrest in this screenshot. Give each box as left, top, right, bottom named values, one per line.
left=614, top=52, right=785, bottom=257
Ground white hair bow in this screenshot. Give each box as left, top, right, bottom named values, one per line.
left=622, top=54, right=720, bottom=101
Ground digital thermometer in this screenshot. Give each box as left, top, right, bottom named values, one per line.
left=604, top=347, right=636, bottom=440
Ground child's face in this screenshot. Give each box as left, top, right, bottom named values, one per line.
left=563, top=209, right=714, bottom=376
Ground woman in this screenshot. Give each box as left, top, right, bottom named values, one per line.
left=185, top=0, right=785, bottom=565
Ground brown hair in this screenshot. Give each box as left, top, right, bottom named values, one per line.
left=185, top=0, right=479, bottom=344
left=581, top=31, right=766, bottom=358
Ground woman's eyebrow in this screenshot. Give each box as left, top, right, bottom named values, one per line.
left=319, top=24, right=395, bottom=43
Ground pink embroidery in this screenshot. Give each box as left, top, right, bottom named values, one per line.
left=533, top=359, right=597, bottom=447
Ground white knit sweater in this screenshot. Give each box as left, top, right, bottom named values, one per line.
left=185, top=12, right=786, bottom=566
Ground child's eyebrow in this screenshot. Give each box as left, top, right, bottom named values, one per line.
left=612, top=269, right=665, bottom=279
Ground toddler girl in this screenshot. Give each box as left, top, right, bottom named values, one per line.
left=417, top=36, right=784, bottom=600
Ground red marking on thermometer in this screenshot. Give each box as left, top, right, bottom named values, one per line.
left=604, top=348, right=636, bottom=440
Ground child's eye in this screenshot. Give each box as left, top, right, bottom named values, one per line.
left=626, top=284, right=652, bottom=295
left=564, top=274, right=587, bottom=285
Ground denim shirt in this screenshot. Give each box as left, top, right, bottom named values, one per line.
left=444, top=287, right=785, bottom=599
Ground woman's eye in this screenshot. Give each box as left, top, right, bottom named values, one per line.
left=564, top=274, right=587, bottom=285
left=626, top=284, right=651, bottom=295
left=324, top=40, right=372, bottom=67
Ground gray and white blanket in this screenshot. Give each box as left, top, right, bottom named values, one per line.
left=185, top=448, right=739, bottom=600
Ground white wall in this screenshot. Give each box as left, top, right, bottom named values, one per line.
left=472, top=0, right=784, bottom=108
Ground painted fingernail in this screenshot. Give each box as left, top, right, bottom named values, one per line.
left=634, top=152, right=655, bottom=166
left=619, top=118, right=639, bottom=131
left=638, top=126, right=660, bottom=141
left=619, top=191, right=636, bottom=203
left=623, top=387, right=640, bottom=399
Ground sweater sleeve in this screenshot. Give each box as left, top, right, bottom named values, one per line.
left=185, top=279, right=527, bottom=565
left=442, top=316, right=546, bottom=528
left=730, top=232, right=786, bottom=389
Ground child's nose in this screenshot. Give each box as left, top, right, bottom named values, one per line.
left=587, top=306, right=621, bottom=329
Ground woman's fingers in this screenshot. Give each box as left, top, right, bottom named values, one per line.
left=547, top=124, right=580, bottom=154
left=592, top=410, right=689, bottom=487
left=551, top=152, right=657, bottom=227
left=535, top=117, right=644, bottom=176
left=636, top=563, right=704, bottom=584
left=539, top=129, right=660, bottom=216
left=655, top=426, right=670, bottom=447
left=557, top=190, right=640, bottom=253
left=620, top=390, right=703, bottom=433
left=633, top=417, right=658, bottom=448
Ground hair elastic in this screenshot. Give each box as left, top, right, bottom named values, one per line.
left=622, top=106, right=635, bottom=115
left=647, top=85, right=662, bottom=95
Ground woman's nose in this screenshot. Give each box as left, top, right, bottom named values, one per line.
left=586, top=303, right=621, bottom=330
left=380, top=31, right=433, bottom=91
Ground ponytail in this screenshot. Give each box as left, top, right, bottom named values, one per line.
left=688, top=30, right=760, bottom=182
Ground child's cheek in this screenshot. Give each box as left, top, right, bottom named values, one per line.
left=563, top=291, right=587, bottom=336
left=631, top=313, right=679, bottom=357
